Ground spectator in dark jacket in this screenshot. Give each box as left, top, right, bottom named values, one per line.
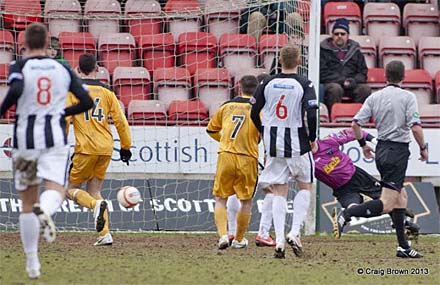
left=320, top=18, right=371, bottom=114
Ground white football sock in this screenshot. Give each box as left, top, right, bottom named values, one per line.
left=19, top=213, right=40, bottom=269
left=258, top=193, right=274, bottom=238
left=289, top=190, right=311, bottom=237
left=272, top=195, right=287, bottom=246
left=40, top=190, right=63, bottom=216
left=226, top=195, right=240, bottom=236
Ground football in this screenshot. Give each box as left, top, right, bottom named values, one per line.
left=117, top=186, right=143, bottom=208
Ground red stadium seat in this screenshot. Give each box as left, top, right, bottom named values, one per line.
left=379, top=36, right=416, bottom=70
left=125, top=0, right=162, bottom=42
left=127, top=99, right=168, bottom=125
left=164, top=0, right=201, bottom=15
left=403, top=3, right=439, bottom=45
left=0, top=63, right=15, bottom=123
left=0, top=63, right=9, bottom=99
left=139, top=33, right=175, bottom=76
left=331, top=103, right=362, bottom=123
left=350, top=35, right=377, bottom=68
left=84, top=0, right=121, bottom=40
left=154, top=67, right=191, bottom=107
left=3, top=0, right=42, bottom=31
left=0, top=64, right=8, bottom=79
left=59, top=32, right=96, bottom=68
left=324, top=2, right=361, bottom=35
left=367, top=68, right=386, bottom=93
left=113, top=67, right=151, bottom=108
left=165, top=0, right=201, bottom=41
left=418, top=37, right=440, bottom=79
left=402, top=69, right=433, bottom=106
left=319, top=103, right=329, bottom=123
left=259, top=34, right=289, bottom=71
left=44, top=0, right=82, bottom=37
left=419, top=104, right=440, bottom=124
left=98, top=33, right=136, bottom=74
left=297, top=0, right=311, bottom=34
left=178, top=32, right=217, bottom=75
left=0, top=30, right=14, bottom=64
left=436, top=70, right=440, bottom=103
left=204, top=0, right=242, bottom=40
left=96, top=66, right=110, bottom=85
left=194, top=68, right=231, bottom=110
left=219, top=33, right=257, bottom=78
left=168, top=100, right=208, bottom=124
left=363, top=2, right=401, bottom=46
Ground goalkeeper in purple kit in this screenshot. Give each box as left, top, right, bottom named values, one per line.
left=236, top=128, right=419, bottom=250
left=311, top=129, right=419, bottom=239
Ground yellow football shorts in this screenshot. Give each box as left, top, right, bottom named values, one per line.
left=69, top=153, right=111, bottom=184
left=212, top=152, right=258, bottom=200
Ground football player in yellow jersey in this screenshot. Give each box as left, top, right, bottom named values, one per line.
left=207, top=75, right=260, bottom=250
left=66, top=54, right=132, bottom=246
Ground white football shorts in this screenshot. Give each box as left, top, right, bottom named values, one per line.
left=13, top=145, right=70, bottom=191
left=258, top=152, right=314, bottom=189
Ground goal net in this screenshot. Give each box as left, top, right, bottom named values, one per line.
left=0, top=0, right=319, bottom=233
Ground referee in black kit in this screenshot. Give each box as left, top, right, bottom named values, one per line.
left=343, top=60, right=427, bottom=258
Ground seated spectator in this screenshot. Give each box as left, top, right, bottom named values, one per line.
left=320, top=18, right=371, bottom=114
left=47, top=36, right=70, bottom=67
left=240, top=0, right=304, bottom=42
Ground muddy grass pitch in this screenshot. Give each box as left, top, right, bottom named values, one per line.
left=0, top=232, right=438, bottom=284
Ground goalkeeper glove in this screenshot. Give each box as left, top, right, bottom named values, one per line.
left=120, top=149, right=132, bottom=165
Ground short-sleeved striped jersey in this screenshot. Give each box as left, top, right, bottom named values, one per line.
left=8, top=57, right=88, bottom=150
left=251, top=73, right=318, bottom=157
left=66, top=79, right=131, bottom=155
left=207, top=95, right=259, bottom=159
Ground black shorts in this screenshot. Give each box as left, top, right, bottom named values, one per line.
left=333, top=166, right=382, bottom=208
left=375, top=140, right=410, bottom=190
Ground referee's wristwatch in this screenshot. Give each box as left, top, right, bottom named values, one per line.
left=420, top=143, right=428, bottom=152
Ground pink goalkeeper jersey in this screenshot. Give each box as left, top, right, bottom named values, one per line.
left=313, top=129, right=370, bottom=189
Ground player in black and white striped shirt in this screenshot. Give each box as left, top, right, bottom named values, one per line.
left=251, top=45, right=318, bottom=259
left=0, top=23, right=92, bottom=279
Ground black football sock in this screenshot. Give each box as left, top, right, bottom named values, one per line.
left=392, top=208, right=410, bottom=249
left=345, top=200, right=384, bottom=219
left=389, top=211, right=412, bottom=228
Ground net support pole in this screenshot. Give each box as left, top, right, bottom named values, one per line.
left=305, top=0, right=321, bottom=235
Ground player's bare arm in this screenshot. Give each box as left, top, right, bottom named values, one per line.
left=411, top=124, right=428, bottom=161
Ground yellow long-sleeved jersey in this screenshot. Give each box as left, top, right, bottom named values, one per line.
left=66, top=79, right=131, bottom=155
left=206, top=95, right=259, bottom=159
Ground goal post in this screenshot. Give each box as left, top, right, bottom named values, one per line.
left=0, top=0, right=320, bottom=234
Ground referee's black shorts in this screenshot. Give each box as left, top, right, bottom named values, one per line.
left=375, top=140, right=410, bottom=190
left=333, top=166, right=382, bottom=208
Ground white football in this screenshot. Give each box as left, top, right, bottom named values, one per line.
left=117, top=186, right=143, bottom=208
